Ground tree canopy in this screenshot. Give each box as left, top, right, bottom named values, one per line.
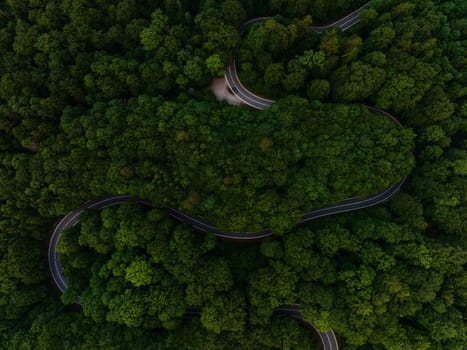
left=0, top=0, right=465, bottom=349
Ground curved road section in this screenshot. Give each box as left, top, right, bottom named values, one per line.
left=311, top=1, right=374, bottom=33
left=183, top=304, right=338, bottom=348
left=49, top=196, right=338, bottom=349
left=226, top=1, right=374, bottom=109
left=221, top=0, right=407, bottom=238
left=274, top=304, right=339, bottom=350
left=166, top=105, right=406, bottom=239
left=48, top=195, right=152, bottom=296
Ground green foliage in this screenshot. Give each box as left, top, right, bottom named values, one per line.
left=306, top=79, right=330, bottom=100
left=125, top=259, right=154, bottom=287
left=140, top=9, right=169, bottom=51
left=205, top=54, right=224, bottom=76
left=331, top=61, right=386, bottom=101
left=0, top=0, right=465, bottom=349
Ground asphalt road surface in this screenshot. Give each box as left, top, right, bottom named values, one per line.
left=274, top=304, right=339, bottom=350
left=310, top=1, right=374, bottom=33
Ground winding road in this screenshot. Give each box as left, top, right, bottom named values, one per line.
left=48, top=195, right=152, bottom=296
left=49, top=195, right=338, bottom=347
left=165, top=105, right=406, bottom=242
left=274, top=304, right=339, bottom=350
left=226, top=1, right=375, bottom=109
left=48, top=2, right=408, bottom=350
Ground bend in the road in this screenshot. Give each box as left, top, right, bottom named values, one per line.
left=48, top=195, right=154, bottom=296
left=226, top=1, right=375, bottom=108
left=49, top=196, right=338, bottom=349
left=222, top=0, right=407, bottom=238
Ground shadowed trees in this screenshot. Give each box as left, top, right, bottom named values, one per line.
left=0, top=0, right=464, bottom=348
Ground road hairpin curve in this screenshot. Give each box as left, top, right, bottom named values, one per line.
left=49, top=194, right=340, bottom=350
left=49, top=3, right=410, bottom=350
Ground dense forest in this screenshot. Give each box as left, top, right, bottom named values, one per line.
left=58, top=202, right=323, bottom=349
left=11, top=96, right=415, bottom=235
left=0, top=0, right=465, bottom=349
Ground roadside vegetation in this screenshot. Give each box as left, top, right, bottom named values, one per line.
left=58, top=202, right=322, bottom=349
left=238, top=0, right=464, bottom=107
left=0, top=0, right=465, bottom=349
